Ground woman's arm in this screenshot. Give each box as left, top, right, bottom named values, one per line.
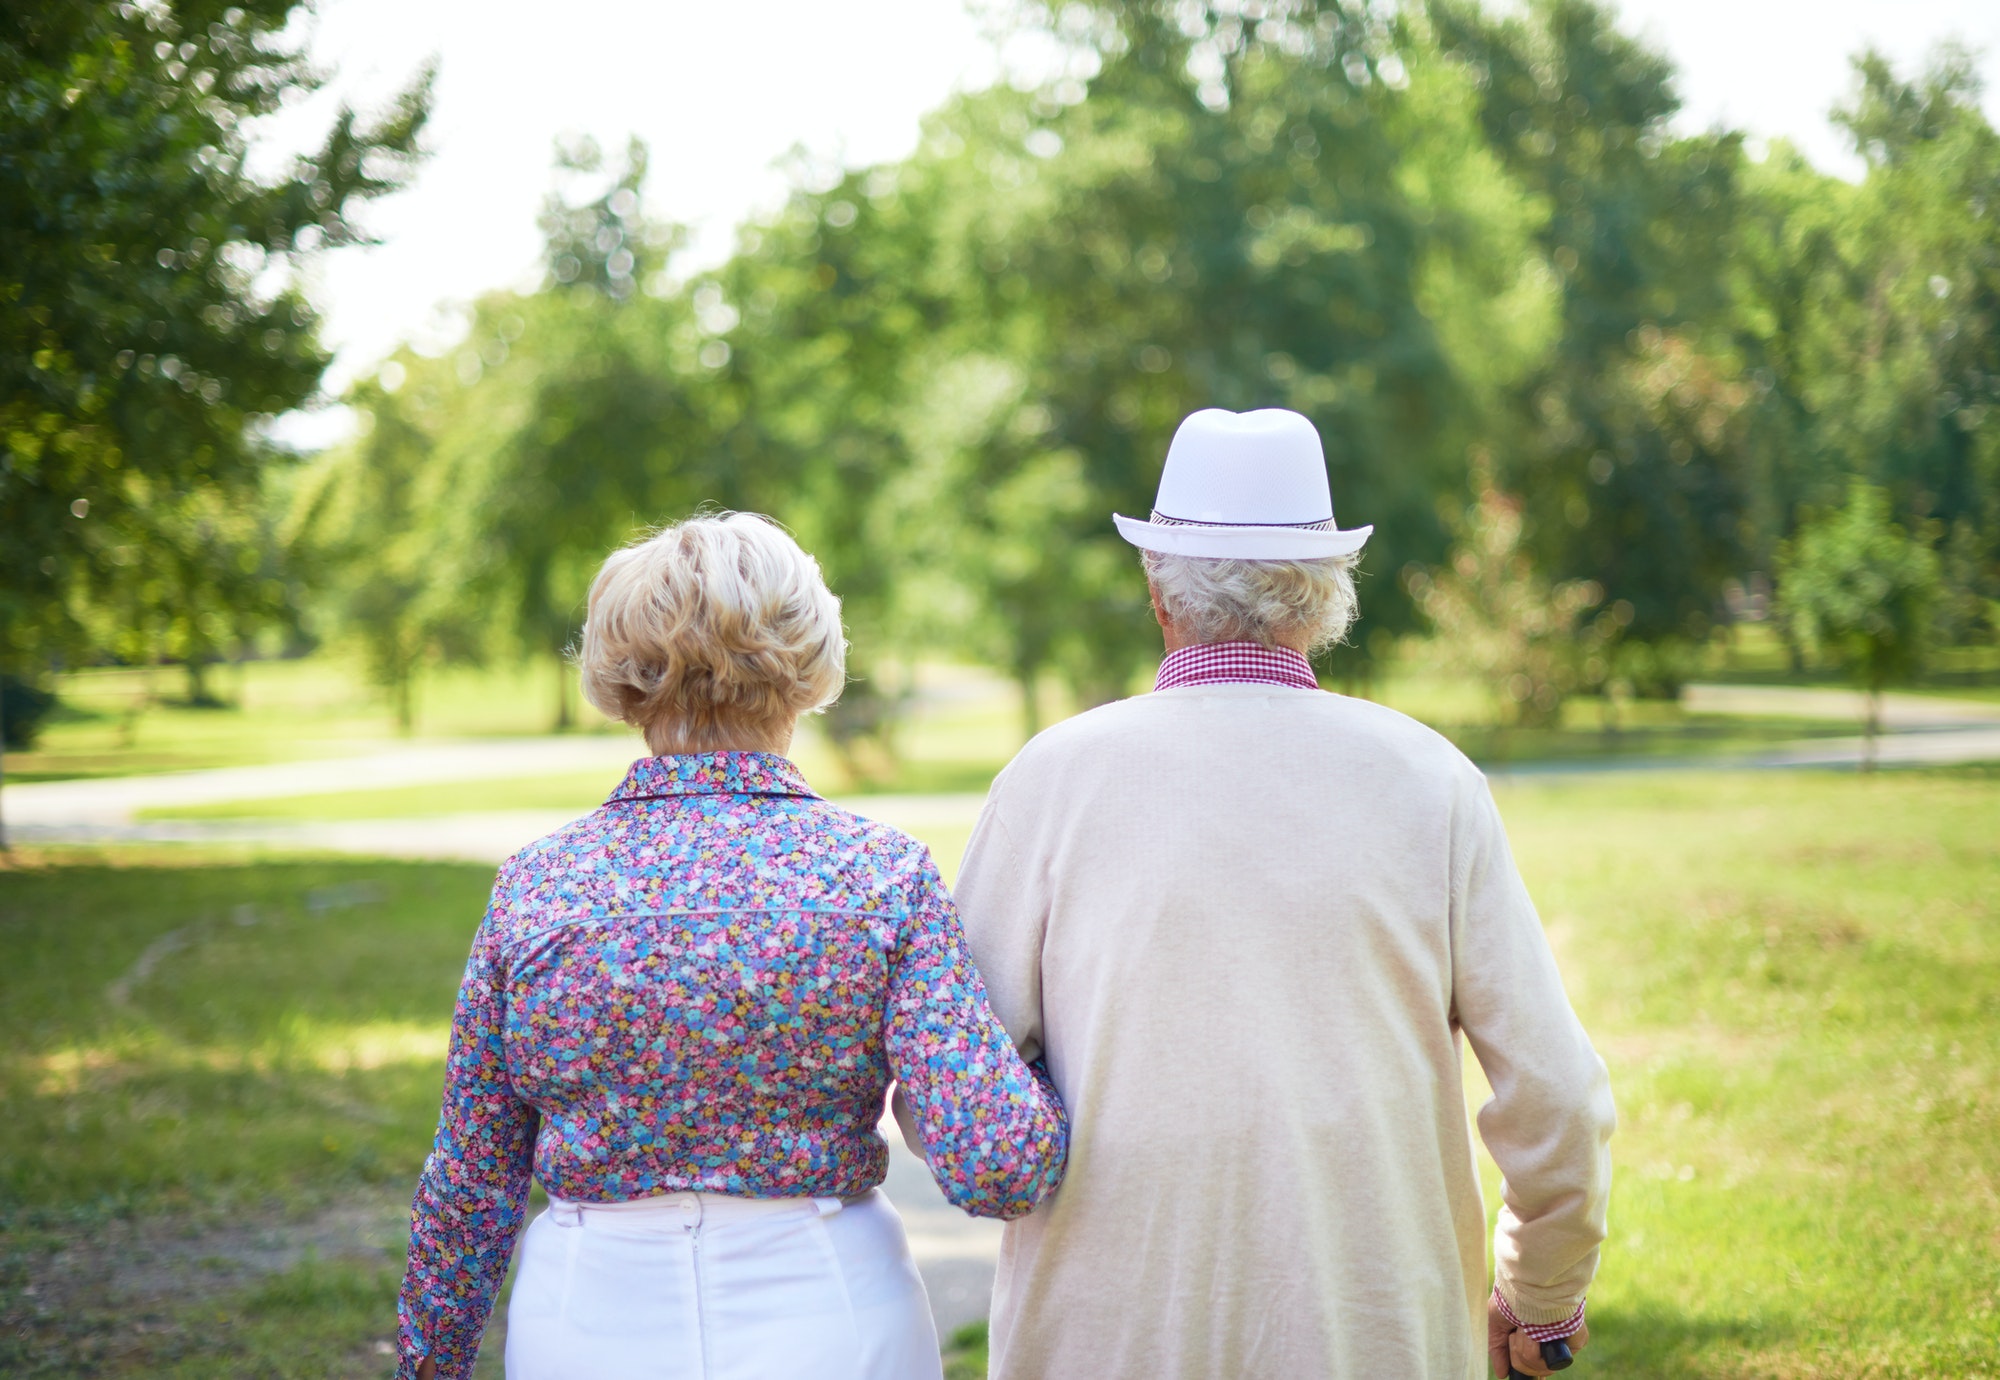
left=884, top=849, right=1068, bottom=1220
left=394, top=897, right=539, bottom=1380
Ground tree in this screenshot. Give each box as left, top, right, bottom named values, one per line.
left=1814, top=51, right=2000, bottom=624
left=1407, top=453, right=1617, bottom=737
left=1776, top=481, right=1942, bottom=766
left=714, top=150, right=953, bottom=761
left=1, top=1, right=432, bottom=677
left=1425, top=0, right=1755, bottom=684
left=322, top=141, right=737, bottom=732
left=289, top=348, right=482, bottom=732
left=863, top=0, right=1508, bottom=717
left=1, top=0, right=429, bottom=840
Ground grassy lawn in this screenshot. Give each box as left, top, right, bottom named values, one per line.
left=1490, top=766, right=2000, bottom=1376
left=3, top=768, right=1997, bottom=1376
left=0, top=851, right=503, bottom=1378
left=6, top=658, right=623, bottom=784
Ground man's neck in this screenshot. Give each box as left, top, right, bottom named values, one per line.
left=1158, top=627, right=1309, bottom=657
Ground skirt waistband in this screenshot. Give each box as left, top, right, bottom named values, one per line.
left=545, top=1187, right=871, bottom=1229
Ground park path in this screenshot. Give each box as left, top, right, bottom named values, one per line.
left=3, top=733, right=642, bottom=826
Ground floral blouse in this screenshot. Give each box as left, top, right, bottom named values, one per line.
left=395, top=752, right=1068, bottom=1379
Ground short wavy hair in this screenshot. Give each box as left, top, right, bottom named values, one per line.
left=578, top=513, right=846, bottom=754
left=1142, top=550, right=1360, bottom=653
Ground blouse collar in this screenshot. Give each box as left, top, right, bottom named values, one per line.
left=608, top=751, right=819, bottom=804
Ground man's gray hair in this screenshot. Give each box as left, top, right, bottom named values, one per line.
left=1142, top=550, right=1360, bottom=652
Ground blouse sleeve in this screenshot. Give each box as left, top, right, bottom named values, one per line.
left=395, top=888, right=539, bottom=1380
left=883, top=849, right=1069, bottom=1220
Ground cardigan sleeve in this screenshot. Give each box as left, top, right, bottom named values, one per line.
left=946, top=797, right=1048, bottom=1063
left=1449, top=773, right=1616, bottom=1329
left=882, top=844, right=1067, bottom=1220
left=395, top=892, right=539, bottom=1380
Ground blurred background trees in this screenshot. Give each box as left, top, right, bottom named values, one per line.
left=1777, top=481, right=1943, bottom=763
left=6, top=0, right=1998, bottom=756
left=1, top=0, right=432, bottom=718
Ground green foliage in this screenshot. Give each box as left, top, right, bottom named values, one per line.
left=0, top=676, right=57, bottom=750
left=1407, top=455, right=1619, bottom=729
left=1777, top=480, right=1942, bottom=708
left=1425, top=0, right=1756, bottom=659
left=0, top=0, right=431, bottom=684
left=297, top=140, right=733, bottom=730
left=941, top=1319, right=990, bottom=1379
left=287, top=356, right=474, bottom=730
left=305, top=0, right=2000, bottom=743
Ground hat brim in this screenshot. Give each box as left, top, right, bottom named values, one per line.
left=1113, top=514, right=1372, bottom=559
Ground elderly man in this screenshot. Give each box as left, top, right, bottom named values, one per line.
left=951, top=408, right=1615, bottom=1379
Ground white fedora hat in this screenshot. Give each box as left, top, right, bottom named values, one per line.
left=1113, top=408, right=1372, bottom=560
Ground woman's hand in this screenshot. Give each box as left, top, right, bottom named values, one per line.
left=1486, top=1295, right=1588, bottom=1377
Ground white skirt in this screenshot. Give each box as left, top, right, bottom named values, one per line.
left=504, top=1187, right=942, bottom=1380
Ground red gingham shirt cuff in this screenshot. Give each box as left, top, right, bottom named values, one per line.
left=1154, top=641, right=1319, bottom=692
left=1493, top=1288, right=1586, bottom=1342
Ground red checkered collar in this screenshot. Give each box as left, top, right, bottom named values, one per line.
left=1153, top=641, right=1320, bottom=692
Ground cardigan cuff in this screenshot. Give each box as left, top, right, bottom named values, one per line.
left=1493, top=1288, right=1586, bottom=1342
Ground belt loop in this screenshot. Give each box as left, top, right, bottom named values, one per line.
left=813, top=1196, right=844, bottom=1218
left=549, top=1199, right=583, bottom=1228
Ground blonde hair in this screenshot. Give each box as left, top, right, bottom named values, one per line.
left=578, top=513, right=846, bottom=754
left=1142, top=550, right=1360, bottom=652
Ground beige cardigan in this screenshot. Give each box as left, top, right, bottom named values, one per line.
left=952, top=684, right=1614, bottom=1380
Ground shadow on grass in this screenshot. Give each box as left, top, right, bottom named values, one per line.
left=1578, top=1304, right=1787, bottom=1378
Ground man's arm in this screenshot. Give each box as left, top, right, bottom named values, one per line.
left=1449, top=774, right=1616, bottom=1334
left=949, top=796, right=1048, bottom=1064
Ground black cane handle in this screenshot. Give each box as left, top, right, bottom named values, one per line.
left=1508, top=1337, right=1574, bottom=1378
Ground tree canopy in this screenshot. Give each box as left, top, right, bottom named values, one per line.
left=9, top=0, right=1997, bottom=745
left=1, top=0, right=430, bottom=693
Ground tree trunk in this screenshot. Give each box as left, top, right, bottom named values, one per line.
left=1863, top=689, right=1881, bottom=772
left=1, top=732, right=10, bottom=852
left=395, top=673, right=416, bottom=736
left=1017, top=667, right=1040, bottom=742
left=554, top=655, right=573, bottom=732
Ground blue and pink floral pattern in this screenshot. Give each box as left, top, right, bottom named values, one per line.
left=395, top=752, right=1067, bottom=1379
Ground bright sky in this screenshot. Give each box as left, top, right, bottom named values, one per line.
left=264, top=0, right=2000, bottom=443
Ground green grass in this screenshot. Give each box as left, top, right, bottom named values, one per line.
left=8, top=657, right=623, bottom=783
left=0, top=856, right=488, bottom=1213
left=0, top=851, right=505, bottom=1376
left=4, top=769, right=1998, bottom=1376
left=942, top=1319, right=990, bottom=1379
left=1485, top=769, right=2000, bottom=1376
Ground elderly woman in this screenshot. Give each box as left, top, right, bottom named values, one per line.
left=395, top=513, right=1067, bottom=1380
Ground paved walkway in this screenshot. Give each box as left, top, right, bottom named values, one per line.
left=1680, top=683, right=2000, bottom=726
left=3, top=734, right=642, bottom=826
left=4, top=795, right=990, bottom=860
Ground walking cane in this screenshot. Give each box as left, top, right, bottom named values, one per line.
left=1508, top=1337, right=1574, bottom=1379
